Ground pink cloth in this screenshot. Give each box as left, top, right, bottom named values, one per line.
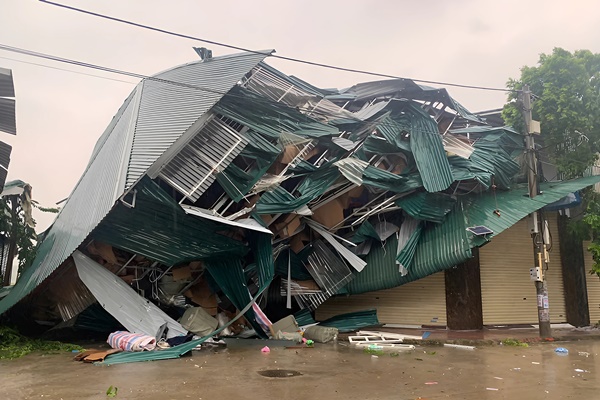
left=107, top=331, right=156, bottom=352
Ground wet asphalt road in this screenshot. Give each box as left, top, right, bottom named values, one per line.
left=1, top=340, right=599, bottom=399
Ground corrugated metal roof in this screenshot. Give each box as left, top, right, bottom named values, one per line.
left=0, top=51, right=271, bottom=315
left=335, top=78, right=484, bottom=124
left=0, top=67, right=14, bottom=98
left=463, top=175, right=600, bottom=247
left=396, top=192, right=456, bottom=223
left=347, top=176, right=600, bottom=295
left=213, top=87, right=339, bottom=139
left=0, top=97, right=16, bottom=135
left=403, top=103, right=454, bottom=192
left=0, top=68, right=16, bottom=135
left=74, top=250, right=187, bottom=339
left=0, top=141, right=12, bottom=188
left=91, top=177, right=248, bottom=265
left=347, top=202, right=471, bottom=294
left=126, top=51, right=272, bottom=188
left=0, top=85, right=139, bottom=315
left=158, top=116, right=248, bottom=201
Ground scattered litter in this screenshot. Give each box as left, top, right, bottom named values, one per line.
left=574, top=368, right=587, bottom=373
left=443, top=344, right=475, bottom=350
left=424, top=382, right=438, bottom=385
left=371, top=355, right=379, bottom=359
left=578, top=352, right=590, bottom=357
left=486, top=388, right=499, bottom=391
left=554, top=347, right=568, bottom=355
left=261, top=346, right=270, bottom=353
left=304, top=326, right=338, bottom=343
left=511, top=368, right=521, bottom=371
left=355, top=342, right=415, bottom=351
left=531, top=362, right=540, bottom=365
left=422, top=332, right=431, bottom=339
left=493, top=377, right=503, bottom=380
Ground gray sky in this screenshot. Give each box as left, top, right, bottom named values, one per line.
left=1, top=0, right=600, bottom=232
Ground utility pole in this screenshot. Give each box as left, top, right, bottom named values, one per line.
left=522, top=84, right=552, bottom=338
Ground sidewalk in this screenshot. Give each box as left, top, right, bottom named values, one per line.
left=340, top=325, right=600, bottom=346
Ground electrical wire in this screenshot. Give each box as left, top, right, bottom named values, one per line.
left=39, top=0, right=519, bottom=93
left=0, top=55, right=136, bottom=84
left=0, top=42, right=509, bottom=139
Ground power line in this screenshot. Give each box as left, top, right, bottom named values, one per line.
left=0, top=43, right=232, bottom=96
left=0, top=43, right=523, bottom=143
left=39, top=0, right=517, bottom=93
left=0, top=55, right=136, bottom=84
left=0, top=43, right=487, bottom=131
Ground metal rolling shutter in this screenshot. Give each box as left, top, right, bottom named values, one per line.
left=480, top=214, right=566, bottom=325
left=316, top=272, right=447, bottom=326
left=582, top=241, right=600, bottom=324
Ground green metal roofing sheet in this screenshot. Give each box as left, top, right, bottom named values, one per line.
left=347, top=202, right=471, bottom=294
left=213, top=87, right=339, bottom=139
left=318, top=309, right=380, bottom=332
left=206, top=258, right=267, bottom=338
left=346, top=176, right=600, bottom=294
left=91, top=177, right=248, bottom=265
left=255, top=165, right=340, bottom=214
left=463, top=175, right=600, bottom=247
left=396, top=192, right=456, bottom=223
left=393, top=102, right=454, bottom=192
left=395, top=221, right=424, bottom=269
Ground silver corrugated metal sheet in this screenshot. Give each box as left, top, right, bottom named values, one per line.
left=127, top=51, right=272, bottom=188
left=334, top=157, right=368, bottom=186
left=0, top=85, right=139, bottom=315
left=159, top=117, right=248, bottom=201
left=0, top=67, right=14, bottom=97
left=0, top=97, right=16, bottom=135
left=0, top=68, right=16, bottom=135
left=0, top=51, right=272, bottom=316
left=181, top=205, right=272, bottom=234
left=306, top=220, right=366, bottom=272
left=0, top=141, right=12, bottom=188
left=442, top=135, right=474, bottom=159
left=74, top=250, right=187, bottom=339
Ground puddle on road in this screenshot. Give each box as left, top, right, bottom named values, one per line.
left=258, top=369, right=303, bottom=378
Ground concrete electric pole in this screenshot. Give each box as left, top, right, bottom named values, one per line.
left=522, top=84, right=552, bottom=338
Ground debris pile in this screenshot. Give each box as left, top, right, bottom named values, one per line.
left=1, top=49, right=600, bottom=363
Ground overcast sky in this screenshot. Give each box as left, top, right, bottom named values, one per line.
left=1, top=0, right=600, bottom=232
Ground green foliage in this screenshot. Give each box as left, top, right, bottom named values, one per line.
left=505, top=48, right=600, bottom=276
left=0, top=188, right=61, bottom=283
left=503, top=48, right=600, bottom=178
left=106, top=386, right=118, bottom=398
left=0, top=325, right=84, bottom=360
left=501, top=338, right=529, bottom=347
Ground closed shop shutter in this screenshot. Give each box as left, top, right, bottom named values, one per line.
left=316, top=272, right=447, bottom=326
left=480, top=214, right=566, bottom=325
left=582, top=241, right=600, bottom=324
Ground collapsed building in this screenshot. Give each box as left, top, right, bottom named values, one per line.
left=0, top=49, right=598, bottom=363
